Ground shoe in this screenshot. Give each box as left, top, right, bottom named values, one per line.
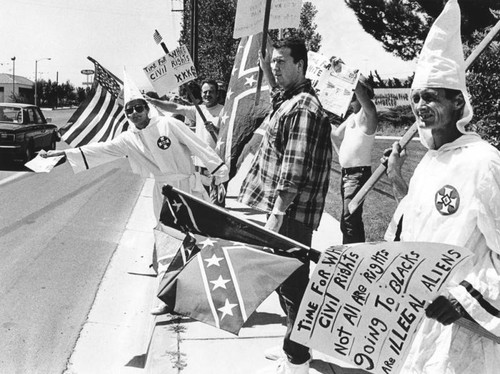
left=276, top=358, right=309, bottom=374
left=150, top=304, right=170, bottom=316
left=264, top=345, right=313, bottom=362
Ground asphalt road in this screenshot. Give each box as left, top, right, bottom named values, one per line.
left=0, top=110, right=145, bottom=373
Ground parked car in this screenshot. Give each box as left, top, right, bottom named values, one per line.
left=0, top=103, right=60, bottom=163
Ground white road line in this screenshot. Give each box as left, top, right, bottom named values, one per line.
left=0, top=172, right=29, bottom=187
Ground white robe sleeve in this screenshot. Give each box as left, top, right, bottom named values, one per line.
left=65, top=134, right=129, bottom=173
left=169, top=119, right=229, bottom=183
left=450, top=156, right=500, bottom=335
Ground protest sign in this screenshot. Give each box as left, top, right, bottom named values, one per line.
left=233, top=0, right=301, bottom=38
left=317, top=61, right=359, bottom=118
left=306, top=51, right=331, bottom=89
left=143, top=45, right=197, bottom=97
left=291, top=241, right=472, bottom=374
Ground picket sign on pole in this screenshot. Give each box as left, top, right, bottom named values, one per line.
left=348, top=19, right=500, bottom=214
left=254, top=0, right=273, bottom=106
left=156, top=40, right=217, bottom=143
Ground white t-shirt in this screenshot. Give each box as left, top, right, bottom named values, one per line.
left=338, top=109, right=375, bottom=168
left=184, top=103, right=223, bottom=150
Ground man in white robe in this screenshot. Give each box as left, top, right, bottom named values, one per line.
left=44, top=73, right=229, bottom=315
left=385, top=1, right=500, bottom=373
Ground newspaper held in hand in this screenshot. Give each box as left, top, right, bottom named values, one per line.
left=25, top=150, right=64, bottom=173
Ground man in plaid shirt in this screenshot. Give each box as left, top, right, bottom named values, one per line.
left=239, top=37, right=332, bottom=374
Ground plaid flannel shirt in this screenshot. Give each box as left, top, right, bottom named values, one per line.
left=239, top=80, right=332, bottom=230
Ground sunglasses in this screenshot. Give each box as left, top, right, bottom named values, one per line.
left=125, top=105, right=146, bottom=115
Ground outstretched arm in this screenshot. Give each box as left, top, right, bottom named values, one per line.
left=146, top=97, right=188, bottom=116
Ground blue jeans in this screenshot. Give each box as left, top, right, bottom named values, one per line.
left=277, top=216, right=312, bottom=365
left=341, top=166, right=372, bottom=244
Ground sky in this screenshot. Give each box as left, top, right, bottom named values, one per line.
left=0, top=0, right=416, bottom=91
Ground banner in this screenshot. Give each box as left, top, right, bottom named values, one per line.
left=143, top=45, right=197, bottom=97
left=233, top=0, right=301, bottom=38
left=373, top=88, right=411, bottom=111
left=291, top=241, right=472, bottom=374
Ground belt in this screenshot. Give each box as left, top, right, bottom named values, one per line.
left=342, top=166, right=371, bottom=174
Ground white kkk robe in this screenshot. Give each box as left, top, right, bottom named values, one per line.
left=65, top=116, right=228, bottom=221
left=386, top=134, right=500, bottom=374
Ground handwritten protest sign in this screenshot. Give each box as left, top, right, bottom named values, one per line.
left=233, top=0, right=301, bottom=38
left=291, top=241, right=472, bottom=374
left=306, top=51, right=331, bottom=88
left=143, top=45, right=197, bottom=97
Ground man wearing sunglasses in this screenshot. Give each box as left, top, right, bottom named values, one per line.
left=44, top=94, right=228, bottom=216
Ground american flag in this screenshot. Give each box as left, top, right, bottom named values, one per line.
left=217, top=34, right=273, bottom=179
left=60, top=57, right=129, bottom=147
left=157, top=233, right=303, bottom=335
left=153, top=29, right=163, bottom=45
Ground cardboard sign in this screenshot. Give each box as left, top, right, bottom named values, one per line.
left=291, top=241, right=472, bottom=374
left=233, top=0, right=301, bottom=38
left=143, top=45, right=197, bottom=97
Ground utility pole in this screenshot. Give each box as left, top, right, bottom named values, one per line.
left=11, top=57, right=15, bottom=101
left=190, top=0, right=199, bottom=70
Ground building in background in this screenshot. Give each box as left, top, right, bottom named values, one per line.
left=0, top=74, right=34, bottom=103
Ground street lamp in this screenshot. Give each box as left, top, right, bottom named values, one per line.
left=34, top=57, right=51, bottom=106
left=11, top=57, right=15, bottom=100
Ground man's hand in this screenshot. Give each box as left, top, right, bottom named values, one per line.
left=40, top=150, right=66, bottom=158
left=265, top=213, right=284, bottom=232
left=425, top=296, right=463, bottom=326
left=204, top=121, right=218, bottom=135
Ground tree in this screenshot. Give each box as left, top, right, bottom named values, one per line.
left=180, top=1, right=322, bottom=83
left=180, top=0, right=238, bottom=84
left=269, top=2, right=322, bottom=52
left=344, top=0, right=500, bottom=60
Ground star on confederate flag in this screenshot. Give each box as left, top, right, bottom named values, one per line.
left=157, top=233, right=302, bottom=335
left=217, top=34, right=273, bottom=179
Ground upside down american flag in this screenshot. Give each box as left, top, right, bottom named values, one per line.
left=217, top=34, right=273, bottom=179
left=59, top=57, right=129, bottom=147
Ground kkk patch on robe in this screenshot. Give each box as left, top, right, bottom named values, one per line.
left=157, top=136, right=171, bottom=150
left=435, top=184, right=460, bottom=215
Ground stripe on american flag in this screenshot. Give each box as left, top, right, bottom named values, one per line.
left=60, top=57, right=129, bottom=148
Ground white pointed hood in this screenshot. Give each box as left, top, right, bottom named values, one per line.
left=123, top=68, right=144, bottom=105
left=412, top=0, right=473, bottom=147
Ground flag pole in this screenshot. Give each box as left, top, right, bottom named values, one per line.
left=254, top=0, right=272, bottom=106
left=156, top=37, right=218, bottom=143
left=348, top=19, right=500, bottom=215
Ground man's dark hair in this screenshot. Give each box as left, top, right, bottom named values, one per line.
left=202, top=79, right=219, bottom=93
left=273, top=36, right=308, bottom=75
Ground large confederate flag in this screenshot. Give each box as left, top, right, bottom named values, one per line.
left=217, top=34, right=273, bottom=179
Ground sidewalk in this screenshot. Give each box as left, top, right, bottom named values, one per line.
left=65, top=159, right=361, bottom=374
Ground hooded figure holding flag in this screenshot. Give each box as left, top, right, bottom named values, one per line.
left=44, top=70, right=228, bottom=220
left=43, top=71, right=229, bottom=314
left=385, top=1, right=500, bottom=372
